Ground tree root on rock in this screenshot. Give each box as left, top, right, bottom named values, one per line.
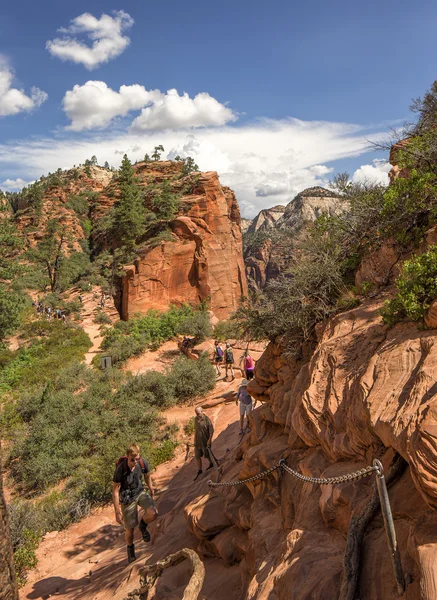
left=123, top=548, right=205, bottom=600
left=339, top=453, right=408, bottom=600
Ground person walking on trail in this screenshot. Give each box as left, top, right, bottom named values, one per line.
left=213, top=341, right=224, bottom=376
left=236, top=379, right=257, bottom=435
left=244, top=353, right=255, bottom=380
left=112, top=444, right=158, bottom=564
left=224, top=343, right=235, bottom=381
left=193, top=407, right=215, bottom=480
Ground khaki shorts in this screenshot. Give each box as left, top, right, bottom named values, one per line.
left=239, top=402, right=252, bottom=417
left=121, top=490, right=155, bottom=529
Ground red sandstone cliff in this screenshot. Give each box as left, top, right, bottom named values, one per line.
left=120, top=170, right=247, bottom=320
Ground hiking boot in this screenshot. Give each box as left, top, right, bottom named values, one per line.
left=239, top=429, right=244, bottom=435
left=139, top=519, right=151, bottom=543
left=193, top=469, right=202, bottom=481
left=127, top=544, right=136, bottom=564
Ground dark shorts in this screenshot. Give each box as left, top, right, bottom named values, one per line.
left=195, top=446, right=210, bottom=460
left=246, top=369, right=254, bottom=380
left=225, top=360, right=234, bottom=365
left=215, top=357, right=223, bottom=363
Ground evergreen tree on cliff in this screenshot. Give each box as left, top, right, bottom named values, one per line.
left=0, top=443, right=18, bottom=600
left=113, top=154, right=146, bottom=250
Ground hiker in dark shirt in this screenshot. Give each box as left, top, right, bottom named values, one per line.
left=112, top=443, right=158, bottom=564
left=193, top=407, right=214, bottom=479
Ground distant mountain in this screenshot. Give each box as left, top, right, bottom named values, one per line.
left=244, top=186, right=344, bottom=290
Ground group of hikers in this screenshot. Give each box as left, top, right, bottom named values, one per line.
left=112, top=354, right=257, bottom=564
left=213, top=340, right=255, bottom=381
left=33, top=300, right=67, bottom=322
left=113, top=376, right=256, bottom=563
left=112, top=338, right=257, bottom=564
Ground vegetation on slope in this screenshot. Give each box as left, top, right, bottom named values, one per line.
left=240, top=80, right=437, bottom=344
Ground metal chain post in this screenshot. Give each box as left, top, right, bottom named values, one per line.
left=373, top=459, right=405, bottom=596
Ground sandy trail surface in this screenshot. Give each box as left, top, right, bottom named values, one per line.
left=20, top=377, right=244, bottom=600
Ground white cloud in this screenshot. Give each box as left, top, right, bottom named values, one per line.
left=46, top=10, right=133, bottom=70
left=0, top=58, right=47, bottom=117
left=0, top=118, right=388, bottom=217
left=63, top=81, right=162, bottom=131
left=0, top=177, right=33, bottom=190
left=130, top=89, right=237, bottom=131
left=62, top=82, right=236, bottom=131
left=352, top=159, right=391, bottom=185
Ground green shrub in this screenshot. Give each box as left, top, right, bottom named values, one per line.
left=381, top=246, right=437, bottom=326
left=94, top=310, right=111, bottom=325
left=176, top=310, right=212, bottom=341
left=149, top=439, right=178, bottom=467
left=13, top=528, right=41, bottom=587
left=0, top=322, right=91, bottom=391
left=184, top=416, right=196, bottom=436
left=65, top=194, right=89, bottom=216
left=167, top=354, right=216, bottom=400
left=101, top=305, right=203, bottom=364
left=213, top=318, right=244, bottom=341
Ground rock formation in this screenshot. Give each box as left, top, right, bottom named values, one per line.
left=246, top=205, right=285, bottom=233
left=120, top=169, right=247, bottom=321
left=244, top=187, right=344, bottom=290
left=143, top=294, right=437, bottom=599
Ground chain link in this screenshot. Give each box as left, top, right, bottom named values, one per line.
left=208, top=459, right=379, bottom=489
left=208, top=463, right=281, bottom=488
left=279, top=460, right=378, bottom=485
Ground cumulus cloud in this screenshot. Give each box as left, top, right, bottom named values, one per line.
left=0, top=59, right=47, bottom=117
left=62, top=82, right=236, bottom=131
left=63, top=81, right=162, bottom=131
left=0, top=177, right=33, bottom=190
left=0, top=118, right=388, bottom=217
left=352, top=159, right=391, bottom=185
left=130, top=89, right=237, bottom=131
left=46, top=10, right=133, bottom=70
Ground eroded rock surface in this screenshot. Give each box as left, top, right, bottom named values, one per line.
left=120, top=170, right=247, bottom=320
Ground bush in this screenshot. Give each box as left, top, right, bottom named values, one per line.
left=184, top=416, right=196, bottom=436
left=213, top=318, right=244, bottom=341
left=0, top=322, right=91, bottom=391
left=101, top=305, right=204, bottom=364
left=149, top=439, right=178, bottom=467
left=94, top=310, right=111, bottom=325
left=176, top=310, right=212, bottom=341
left=167, top=354, right=216, bottom=400
left=381, top=245, right=437, bottom=326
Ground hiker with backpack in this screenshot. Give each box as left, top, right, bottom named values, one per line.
left=213, top=341, right=224, bottom=376
left=224, top=343, right=235, bottom=381
left=112, top=444, right=157, bottom=564
left=193, top=407, right=215, bottom=480
left=244, top=353, right=255, bottom=380
left=236, top=379, right=257, bottom=435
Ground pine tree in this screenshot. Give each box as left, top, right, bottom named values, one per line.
left=113, top=154, right=147, bottom=248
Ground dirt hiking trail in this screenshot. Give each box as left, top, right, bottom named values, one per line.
left=20, top=377, right=247, bottom=600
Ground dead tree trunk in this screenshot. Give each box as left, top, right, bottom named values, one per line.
left=339, top=453, right=408, bottom=600
left=0, top=442, right=18, bottom=600
left=125, top=548, right=205, bottom=600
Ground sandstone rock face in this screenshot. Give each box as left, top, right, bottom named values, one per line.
left=277, top=186, right=344, bottom=231
left=120, top=171, right=247, bottom=320
left=244, top=187, right=344, bottom=290
left=160, top=296, right=437, bottom=599
left=247, top=205, right=285, bottom=233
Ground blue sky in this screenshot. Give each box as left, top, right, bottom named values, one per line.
left=0, top=0, right=435, bottom=216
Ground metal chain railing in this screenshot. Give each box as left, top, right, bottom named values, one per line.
left=207, top=463, right=281, bottom=488
left=207, top=458, right=405, bottom=595
left=207, top=459, right=378, bottom=489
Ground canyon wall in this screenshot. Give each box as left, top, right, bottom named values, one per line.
left=120, top=171, right=247, bottom=321
left=147, top=295, right=437, bottom=599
